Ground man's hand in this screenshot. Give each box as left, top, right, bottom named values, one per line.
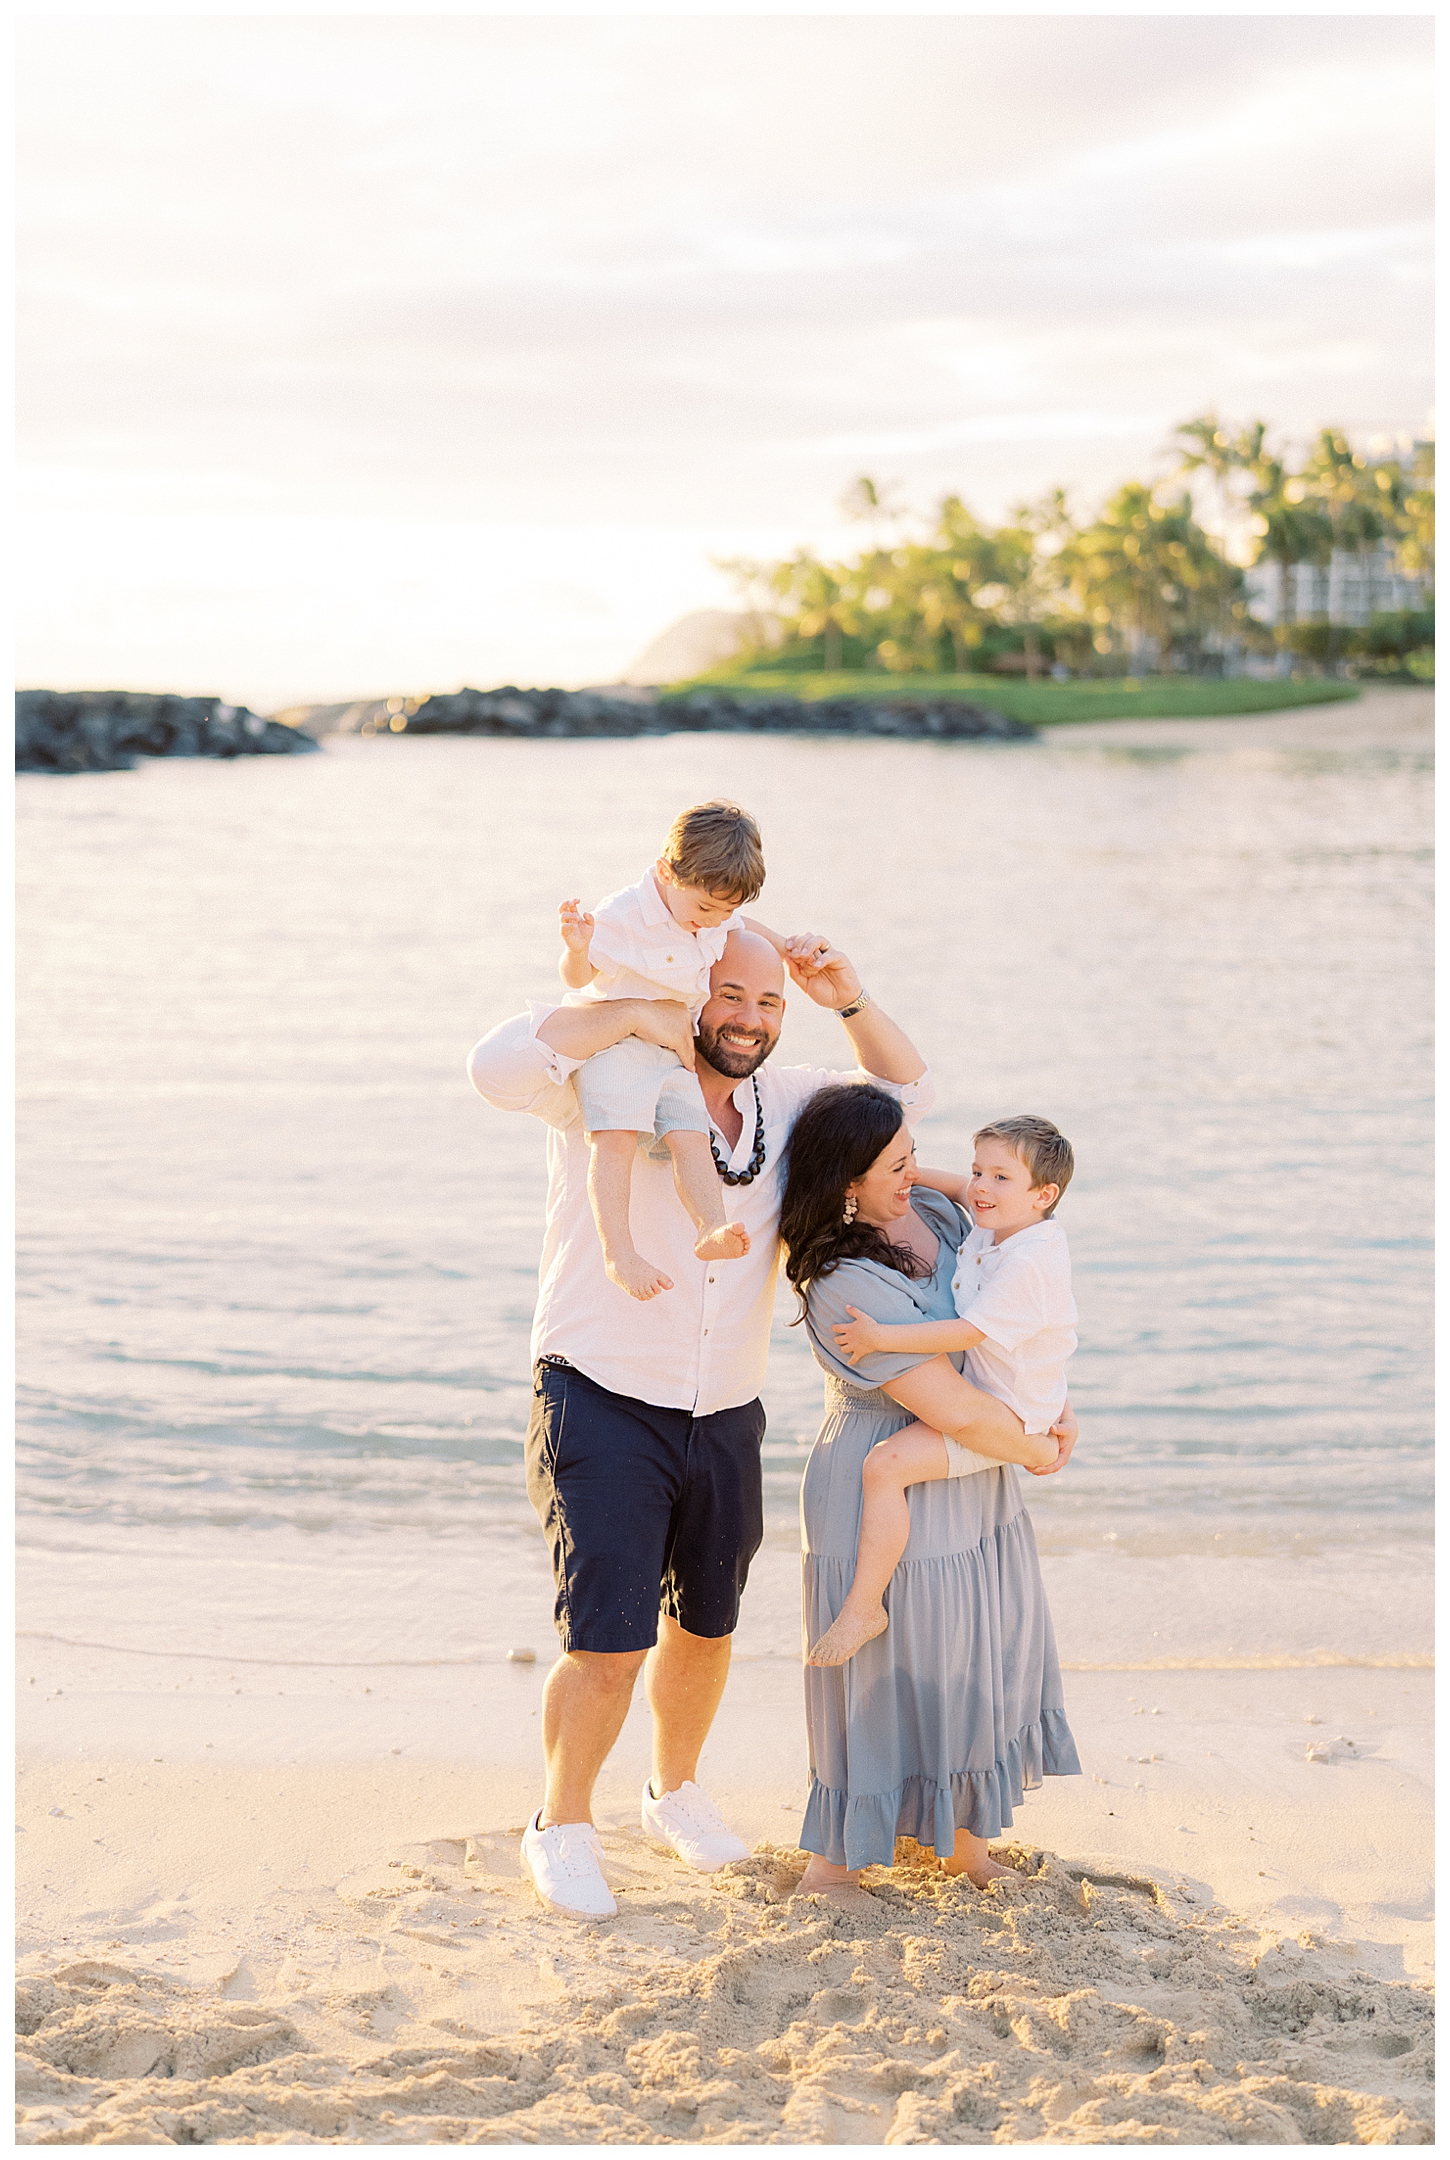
left=558, top=898, right=595, bottom=955
left=787, top=941, right=862, bottom=1011
left=1026, top=1400, right=1078, bottom=1477
left=832, top=1305, right=884, bottom=1366
left=629, top=998, right=697, bottom=1071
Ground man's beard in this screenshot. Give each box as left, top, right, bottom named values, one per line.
left=695, top=1015, right=779, bottom=1080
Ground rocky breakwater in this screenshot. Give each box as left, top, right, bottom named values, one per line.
left=16, top=692, right=320, bottom=774
left=322, top=684, right=1033, bottom=741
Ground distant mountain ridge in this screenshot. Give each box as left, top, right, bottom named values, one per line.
left=621, top=610, right=765, bottom=686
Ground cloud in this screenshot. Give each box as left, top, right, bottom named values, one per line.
left=15, top=13, right=1434, bottom=695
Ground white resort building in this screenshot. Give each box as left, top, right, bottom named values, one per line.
left=1244, top=545, right=1430, bottom=627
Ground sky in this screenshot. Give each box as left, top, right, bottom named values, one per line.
left=16, top=12, right=1434, bottom=708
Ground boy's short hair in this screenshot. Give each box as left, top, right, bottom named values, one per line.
left=663, top=799, right=765, bottom=904
left=975, top=1115, right=1074, bottom=1217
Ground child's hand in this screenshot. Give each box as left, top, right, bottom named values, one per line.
left=1026, top=1404, right=1078, bottom=1477
left=784, top=931, right=831, bottom=973
left=832, top=1305, right=883, bottom=1365
left=558, top=899, right=595, bottom=954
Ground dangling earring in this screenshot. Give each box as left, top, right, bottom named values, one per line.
left=841, top=1194, right=858, bottom=1224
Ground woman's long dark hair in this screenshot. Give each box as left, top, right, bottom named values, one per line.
left=780, top=1084, right=932, bottom=1317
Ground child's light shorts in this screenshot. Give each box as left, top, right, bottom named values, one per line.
left=573, top=1036, right=711, bottom=1140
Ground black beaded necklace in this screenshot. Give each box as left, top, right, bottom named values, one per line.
left=710, top=1078, right=767, bottom=1186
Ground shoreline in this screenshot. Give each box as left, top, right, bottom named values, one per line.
left=17, top=1647, right=1433, bottom=2144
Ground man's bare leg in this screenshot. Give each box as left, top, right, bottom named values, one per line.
left=643, top=1614, right=733, bottom=1797
left=807, top=1424, right=951, bottom=1666
left=662, top=1132, right=750, bottom=1264
left=540, top=1647, right=648, bottom=1827
left=942, top=1827, right=1019, bottom=1887
left=587, top=1130, right=674, bottom=1300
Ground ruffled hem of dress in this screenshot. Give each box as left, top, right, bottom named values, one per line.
left=800, top=1708, right=1082, bottom=1871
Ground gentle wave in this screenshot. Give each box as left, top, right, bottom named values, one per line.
left=17, top=1631, right=1433, bottom=1675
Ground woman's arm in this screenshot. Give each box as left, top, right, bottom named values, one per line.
left=911, top=1164, right=973, bottom=1207
left=833, top=1305, right=984, bottom=1365
left=882, top=1356, right=1056, bottom=1471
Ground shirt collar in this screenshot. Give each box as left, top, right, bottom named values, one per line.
left=634, top=868, right=675, bottom=931
left=971, top=1217, right=1063, bottom=1250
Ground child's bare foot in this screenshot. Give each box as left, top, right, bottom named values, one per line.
left=604, top=1250, right=675, bottom=1301
left=806, top=1604, right=889, bottom=1666
left=695, top=1221, right=750, bottom=1263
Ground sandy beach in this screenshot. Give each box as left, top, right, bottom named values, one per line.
left=17, top=685, right=1433, bottom=2144
left=16, top=1624, right=1433, bottom=2145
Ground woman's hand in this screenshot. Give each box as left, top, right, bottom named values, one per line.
left=1026, top=1400, right=1078, bottom=1478
left=832, top=1305, right=883, bottom=1365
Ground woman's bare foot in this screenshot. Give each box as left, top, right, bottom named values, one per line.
left=796, top=1855, right=862, bottom=1897
left=806, top=1604, right=889, bottom=1666
left=695, top=1222, right=750, bottom=1263
left=603, top=1250, right=674, bottom=1301
left=941, top=1828, right=1020, bottom=1888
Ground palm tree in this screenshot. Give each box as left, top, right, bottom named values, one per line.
left=1239, top=443, right=1334, bottom=669
left=1302, top=430, right=1385, bottom=660
left=1061, top=482, right=1235, bottom=671
left=987, top=492, right=1075, bottom=678
left=1396, top=440, right=1434, bottom=584
left=1174, top=412, right=1244, bottom=666
left=764, top=551, right=862, bottom=670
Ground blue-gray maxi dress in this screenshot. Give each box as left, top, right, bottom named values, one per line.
left=798, top=1186, right=1080, bottom=1870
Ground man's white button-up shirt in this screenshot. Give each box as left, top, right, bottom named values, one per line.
left=467, top=1006, right=934, bottom=1416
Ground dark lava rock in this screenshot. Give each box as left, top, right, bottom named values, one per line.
left=317, top=684, right=1032, bottom=742
left=657, top=689, right=1032, bottom=740
left=15, top=692, right=320, bottom=774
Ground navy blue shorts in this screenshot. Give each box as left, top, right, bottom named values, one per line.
left=525, top=1360, right=766, bottom=1654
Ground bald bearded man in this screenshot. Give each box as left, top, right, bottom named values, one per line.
left=467, top=928, right=932, bottom=1919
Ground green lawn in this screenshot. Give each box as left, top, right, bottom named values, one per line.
left=662, top=667, right=1362, bottom=727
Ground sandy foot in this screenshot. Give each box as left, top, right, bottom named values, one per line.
left=942, top=1850, right=1021, bottom=1889
left=807, top=1605, right=889, bottom=1665
left=16, top=1831, right=1433, bottom=2145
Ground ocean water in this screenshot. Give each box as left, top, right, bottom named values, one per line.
left=16, top=713, right=1433, bottom=1687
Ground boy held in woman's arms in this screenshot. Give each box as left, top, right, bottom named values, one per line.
left=558, top=798, right=827, bottom=1301
left=809, top=1115, right=1078, bottom=1666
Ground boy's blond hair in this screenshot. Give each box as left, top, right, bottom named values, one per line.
left=663, top=799, right=765, bottom=904
left=975, top=1115, right=1074, bottom=1218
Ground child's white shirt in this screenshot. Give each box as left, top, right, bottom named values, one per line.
left=951, top=1217, right=1077, bottom=1436
left=567, top=869, right=741, bottom=1020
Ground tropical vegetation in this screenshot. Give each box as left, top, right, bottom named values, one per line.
left=713, top=416, right=1434, bottom=685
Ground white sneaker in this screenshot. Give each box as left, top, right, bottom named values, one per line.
left=641, top=1779, right=750, bottom=1872
left=520, top=1812, right=618, bottom=1920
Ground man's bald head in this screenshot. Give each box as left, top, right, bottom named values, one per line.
left=696, top=929, right=787, bottom=1079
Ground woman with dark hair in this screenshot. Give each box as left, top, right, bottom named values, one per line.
left=779, top=1084, right=1080, bottom=1892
